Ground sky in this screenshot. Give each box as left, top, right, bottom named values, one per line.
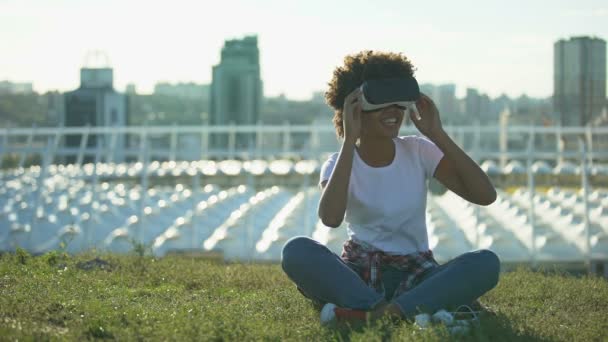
left=0, top=0, right=606, bottom=100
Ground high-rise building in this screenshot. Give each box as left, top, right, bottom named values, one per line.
left=210, top=35, right=263, bottom=149
left=436, top=83, right=457, bottom=116
left=465, top=88, right=481, bottom=123
left=46, top=91, right=65, bottom=126
left=63, top=57, right=128, bottom=163
left=554, top=36, right=607, bottom=126
left=125, top=83, right=137, bottom=95
left=419, top=83, right=436, bottom=98
left=420, top=83, right=458, bottom=123
left=210, top=36, right=262, bottom=126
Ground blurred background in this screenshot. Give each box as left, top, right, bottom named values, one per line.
left=0, top=0, right=606, bottom=274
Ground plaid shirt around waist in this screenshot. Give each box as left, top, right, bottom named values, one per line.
left=341, top=239, right=439, bottom=299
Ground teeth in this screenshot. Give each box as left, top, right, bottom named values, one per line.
left=383, top=118, right=398, bottom=124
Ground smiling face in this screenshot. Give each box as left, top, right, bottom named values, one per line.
left=361, top=104, right=406, bottom=139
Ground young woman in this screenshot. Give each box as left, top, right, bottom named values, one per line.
left=281, top=51, right=500, bottom=324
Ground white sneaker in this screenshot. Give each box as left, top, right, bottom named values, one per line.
left=415, top=306, right=480, bottom=335
left=320, top=303, right=337, bottom=325
left=431, top=309, right=454, bottom=325
left=448, top=325, right=471, bottom=335
left=414, top=313, right=432, bottom=328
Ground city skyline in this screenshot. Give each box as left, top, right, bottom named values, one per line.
left=1, top=0, right=607, bottom=100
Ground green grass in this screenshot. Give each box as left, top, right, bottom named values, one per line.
left=0, top=250, right=607, bottom=341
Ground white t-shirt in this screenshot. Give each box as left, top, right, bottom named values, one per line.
left=320, top=135, right=444, bottom=254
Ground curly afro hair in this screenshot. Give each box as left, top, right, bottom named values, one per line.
left=325, top=50, right=416, bottom=139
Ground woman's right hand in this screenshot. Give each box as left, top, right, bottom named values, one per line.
left=342, top=88, right=362, bottom=143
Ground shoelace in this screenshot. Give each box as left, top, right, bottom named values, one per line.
left=450, top=305, right=481, bottom=322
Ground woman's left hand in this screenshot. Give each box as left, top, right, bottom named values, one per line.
left=410, top=93, right=444, bottom=140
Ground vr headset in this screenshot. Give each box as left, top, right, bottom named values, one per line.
left=359, top=77, right=422, bottom=120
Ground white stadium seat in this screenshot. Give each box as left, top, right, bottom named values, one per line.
left=0, top=160, right=606, bottom=263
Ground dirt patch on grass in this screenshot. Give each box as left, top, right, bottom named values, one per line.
left=76, top=258, right=114, bottom=271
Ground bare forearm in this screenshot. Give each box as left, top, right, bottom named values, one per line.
left=318, top=139, right=356, bottom=227
left=431, top=130, right=497, bottom=205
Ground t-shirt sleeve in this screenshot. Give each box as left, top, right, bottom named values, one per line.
left=417, top=136, right=444, bottom=179
left=319, top=153, right=339, bottom=186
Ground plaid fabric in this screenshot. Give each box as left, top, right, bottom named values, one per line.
left=341, top=239, right=439, bottom=299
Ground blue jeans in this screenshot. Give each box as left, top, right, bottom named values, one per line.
left=281, top=236, right=500, bottom=319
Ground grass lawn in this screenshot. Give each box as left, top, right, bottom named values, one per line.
left=1, top=250, right=607, bottom=341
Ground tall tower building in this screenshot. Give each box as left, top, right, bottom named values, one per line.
left=465, top=88, right=481, bottom=123
left=420, top=83, right=458, bottom=124
left=436, top=83, right=457, bottom=119
left=63, top=52, right=128, bottom=163
left=210, top=36, right=263, bottom=129
left=554, top=36, right=606, bottom=126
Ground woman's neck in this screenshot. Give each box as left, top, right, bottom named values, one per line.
left=356, top=136, right=395, bottom=167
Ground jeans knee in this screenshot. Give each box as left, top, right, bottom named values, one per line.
left=477, top=249, right=501, bottom=287
left=458, top=249, right=500, bottom=288
left=281, top=236, right=316, bottom=272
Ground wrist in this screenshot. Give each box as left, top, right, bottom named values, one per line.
left=427, top=128, right=447, bottom=142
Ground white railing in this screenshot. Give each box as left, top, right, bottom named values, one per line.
left=1, top=123, right=607, bottom=165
